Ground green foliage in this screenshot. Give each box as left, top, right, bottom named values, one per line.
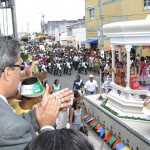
left=21, top=36, right=28, bottom=42
left=101, top=103, right=150, bottom=121
left=21, top=53, right=28, bottom=61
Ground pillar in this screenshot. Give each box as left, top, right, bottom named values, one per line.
left=125, top=45, right=132, bottom=89
left=11, top=0, right=18, bottom=39
left=111, top=44, right=115, bottom=83
left=118, top=47, right=122, bottom=62
left=140, top=48, right=142, bottom=57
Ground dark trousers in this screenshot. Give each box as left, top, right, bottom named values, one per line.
left=101, top=73, right=105, bottom=83
left=74, top=61, right=78, bottom=70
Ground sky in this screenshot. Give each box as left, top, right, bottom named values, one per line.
left=0, top=0, right=85, bottom=34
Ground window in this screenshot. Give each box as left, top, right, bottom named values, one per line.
left=144, top=0, right=150, bottom=10
left=89, top=8, right=95, bottom=19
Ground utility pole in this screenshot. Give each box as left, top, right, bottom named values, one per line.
left=41, top=14, right=45, bottom=34
left=0, top=24, right=2, bottom=35
left=99, top=0, right=104, bottom=51
left=27, top=22, right=29, bottom=33
left=11, top=0, right=18, bottom=39
left=0, top=0, right=18, bottom=39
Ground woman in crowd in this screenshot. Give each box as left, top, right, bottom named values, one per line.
left=25, top=129, right=94, bottom=150
left=52, top=79, right=61, bottom=93
left=138, top=56, right=148, bottom=86
left=70, top=100, right=84, bottom=131
left=52, top=79, right=68, bottom=129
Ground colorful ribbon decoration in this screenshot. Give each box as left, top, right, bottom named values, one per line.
left=96, top=127, right=105, bottom=137
left=84, top=113, right=131, bottom=150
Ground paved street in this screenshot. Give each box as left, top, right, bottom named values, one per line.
left=46, top=69, right=111, bottom=150
left=46, top=69, right=100, bottom=90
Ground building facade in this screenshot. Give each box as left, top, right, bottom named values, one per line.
left=45, top=19, right=84, bottom=40
left=85, top=0, right=150, bottom=56
left=60, top=20, right=86, bottom=49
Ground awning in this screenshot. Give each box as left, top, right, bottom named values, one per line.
left=81, top=39, right=98, bottom=44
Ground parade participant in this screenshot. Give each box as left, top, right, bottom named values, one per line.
left=130, top=63, right=141, bottom=90
left=73, top=75, right=84, bottom=93
left=137, top=56, right=148, bottom=86
left=0, top=37, right=73, bottom=150
left=73, top=54, right=79, bottom=70
left=84, top=74, right=98, bottom=95
left=115, top=62, right=126, bottom=87
left=25, top=129, right=94, bottom=150
left=52, top=79, right=61, bottom=93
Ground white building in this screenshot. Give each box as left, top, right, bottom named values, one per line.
left=59, top=21, right=86, bottom=49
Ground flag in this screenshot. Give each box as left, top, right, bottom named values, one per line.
left=114, top=142, right=126, bottom=150
left=85, top=116, right=91, bottom=122
left=112, top=139, right=122, bottom=149
left=91, top=121, right=99, bottom=128
left=108, top=136, right=117, bottom=147
left=89, top=119, right=97, bottom=126
left=87, top=117, right=95, bottom=123
left=84, top=114, right=90, bottom=119
left=94, top=124, right=102, bottom=130
left=103, top=132, right=113, bottom=142
left=121, top=146, right=131, bottom=150
left=97, top=127, right=105, bottom=137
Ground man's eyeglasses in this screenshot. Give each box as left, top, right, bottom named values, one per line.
left=9, top=65, right=25, bottom=71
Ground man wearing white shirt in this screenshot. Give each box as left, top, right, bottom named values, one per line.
left=84, top=74, right=98, bottom=95
left=73, top=55, right=79, bottom=70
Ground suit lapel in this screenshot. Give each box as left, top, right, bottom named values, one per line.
left=0, top=98, right=14, bottom=113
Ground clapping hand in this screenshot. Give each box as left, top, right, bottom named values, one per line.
left=35, top=84, right=73, bottom=128
left=37, top=71, right=48, bottom=82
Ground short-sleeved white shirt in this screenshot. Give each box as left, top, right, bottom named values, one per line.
left=84, top=80, right=98, bottom=92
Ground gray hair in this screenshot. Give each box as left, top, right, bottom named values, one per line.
left=0, top=36, right=20, bottom=75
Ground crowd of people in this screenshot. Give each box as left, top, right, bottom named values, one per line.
left=21, top=41, right=150, bottom=92
left=0, top=36, right=150, bottom=149
left=0, top=37, right=94, bottom=150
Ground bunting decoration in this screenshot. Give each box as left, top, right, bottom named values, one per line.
left=132, top=45, right=150, bottom=49
left=84, top=113, right=131, bottom=150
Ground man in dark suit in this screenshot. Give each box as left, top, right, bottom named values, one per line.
left=0, top=37, right=72, bottom=150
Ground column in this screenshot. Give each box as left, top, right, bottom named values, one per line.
left=140, top=48, right=142, bottom=57
left=118, top=47, right=122, bottom=62
left=111, top=44, right=115, bottom=83
left=11, top=0, right=18, bottom=39
left=125, top=45, right=132, bottom=90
